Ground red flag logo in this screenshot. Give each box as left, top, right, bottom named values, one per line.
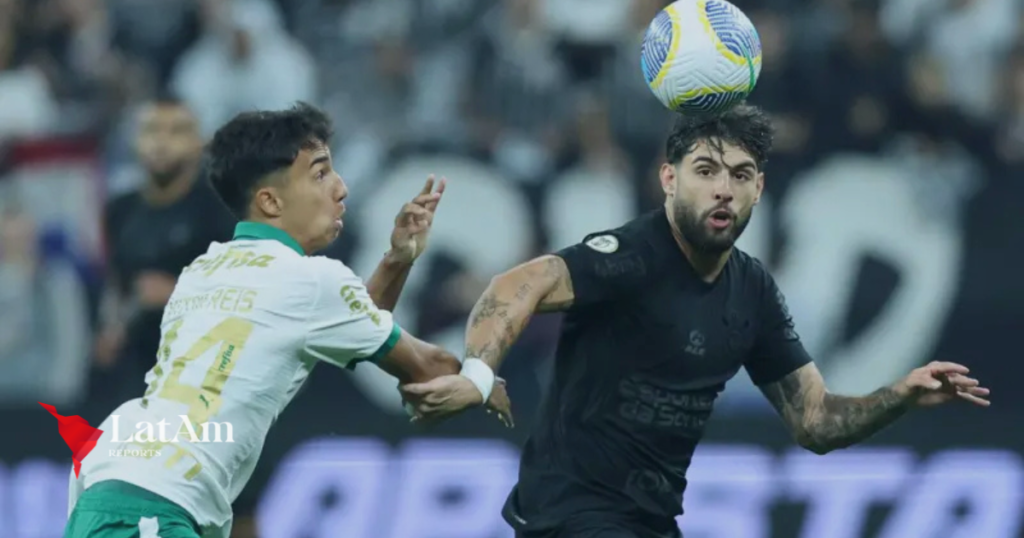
left=39, top=402, right=103, bottom=478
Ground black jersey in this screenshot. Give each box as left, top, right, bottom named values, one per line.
left=105, top=178, right=234, bottom=366
left=504, top=210, right=812, bottom=537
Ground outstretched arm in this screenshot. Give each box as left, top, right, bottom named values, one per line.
left=364, top=253, right=413, bottom=312
left=402, top=234, right=641, bottom=424
left=366, top=176, right=445, bottom=311
left=760, top=363, right=908, bottom=454
left=760, top=361, right=989, bottom=455
left=464, top=255, right=575, bottom=371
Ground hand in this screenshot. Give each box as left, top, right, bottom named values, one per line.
left=897, top=361, right=991, bottom=408
left=135, top=272, right=176, bottom=307
left=484, top=377, right=514, bottom=428
left=400, top=374, right=481, bottom=424
left=94, top=324, right=125, bottom=368
left=389, top=175, right=445, bottom=264
left=400, top=374, right=513, bottom=426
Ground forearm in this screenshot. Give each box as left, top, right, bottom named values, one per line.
left=464, top=277, right=538, bottom=371
left=365, top=251, right=413, bottom=311
left=400, top=345, right=461, bottom=384
left=99, top=282, right=132, bottom=328
left=804, top=385, right=910, bottom=453
left=464, top=256, right=573, bottom=371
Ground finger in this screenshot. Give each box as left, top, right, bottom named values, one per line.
left=399, top=383, right=430, bottom=397
left=400, top=203, right=432, bottom=220
left=946, top=374, right=979, bottom=388
left=420, top=175, right=435, bottom=196
left=420, top=177, right=447, bottom=212
left=961, top=386, right=990, bottom=397
left=956, top=391, right=990, bottom=407
left=928, top=362, right=970, bottom=375
left=411, top=193, right=442, bottom=207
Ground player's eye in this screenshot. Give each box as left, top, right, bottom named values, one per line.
left=315, top=170, right=325, bottom=181
left=696, top=167, right=714, bottom=177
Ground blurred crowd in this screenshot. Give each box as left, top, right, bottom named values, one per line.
left=1, top=0, right=1023, bottom=409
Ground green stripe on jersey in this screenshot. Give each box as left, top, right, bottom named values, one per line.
left=348, top=323, right=402, bottom=370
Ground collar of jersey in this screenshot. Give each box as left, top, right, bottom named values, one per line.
left=232, top=222, right=305, bottom=256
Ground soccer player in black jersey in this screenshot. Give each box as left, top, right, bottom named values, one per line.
left=400, top=105, right=991, bottom=538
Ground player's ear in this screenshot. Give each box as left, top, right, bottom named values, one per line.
left=253, top=185, right=285, bottom=217
left=659, top=163, right=677, bottom=197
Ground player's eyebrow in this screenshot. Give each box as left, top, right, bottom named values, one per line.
left=691, top=155, right=757, bottom=173
left=690, top=156, right=719, bottom=167
left=309, top=154, right=330, bottom=169
left=726, top=160, right=757, bottom=173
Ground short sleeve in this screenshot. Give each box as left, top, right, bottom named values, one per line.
left=303, top=259, right=402, bottom=370
left=554, top=232, right=648, bottom=310
left=746, top=269, right=813, bottom=385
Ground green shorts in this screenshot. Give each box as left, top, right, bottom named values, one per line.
left=65, top=480, right=201, bottom=538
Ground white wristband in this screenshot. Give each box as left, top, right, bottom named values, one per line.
left=459, top=358, right=495, bottom=403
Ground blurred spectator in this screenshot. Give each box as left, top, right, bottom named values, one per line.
left=0, top=0, right=59, bottom=141
left=746, top=7, right=817, bottom=191
left=472, top=0, right=572, bottom=184
left=93, top=96, right=234, bottom=403
left=290, top=0, right=415, bottom=190
left=881, top=0, right=1020, bottom=120
left=170, top=0, right=316, bottom=137
left=542, top=0, right=634, bottom=82
left=995, top=45, right=1024, bottom=164
left=601, top=0, right=675, bottom=209
left=107, top=0, right=201, bottom=86
left=808, top=0, right=906, bottom=154
left=544, top=94, right=634, bottom=250
left=0, top=205, right=90, bottom=405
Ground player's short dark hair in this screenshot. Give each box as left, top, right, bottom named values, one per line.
left=206, top=102, right=334, bottom=219
left=665, top=104, right=774, bottom=169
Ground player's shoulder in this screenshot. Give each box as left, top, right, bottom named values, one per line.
left=296, top=255, right=364, bottom=290
left=728, top=248, right=778, bottom=299
left=574, top=212, right=661, bottom=257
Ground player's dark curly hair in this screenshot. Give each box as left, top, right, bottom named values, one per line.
left=206, top=102, right=334, bottom=219
left=665, top=104, right=774, bottom=169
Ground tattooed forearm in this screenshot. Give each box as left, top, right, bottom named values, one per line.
left=465, top=256, right=575, bottom=370
left=762, top=365, right=911, bottom=455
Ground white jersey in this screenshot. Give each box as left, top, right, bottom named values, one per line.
left=71, top=223, right=400, bottom=537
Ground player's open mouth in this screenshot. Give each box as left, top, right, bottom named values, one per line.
left=708, top=210, right=733, bottom=230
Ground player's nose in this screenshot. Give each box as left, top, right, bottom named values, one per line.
left=334, top=173, right=348, bottom=202
left=712, top=187, right=734, bottom=202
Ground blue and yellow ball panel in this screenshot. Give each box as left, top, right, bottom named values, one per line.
left=641, top=9, right=675, bottom=86
left=675, top=90, right=748, bottom=114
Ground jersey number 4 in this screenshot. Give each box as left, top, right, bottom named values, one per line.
left=136, top=317, right=254, bottom=478
left=142, top=316, right=254, bottom=423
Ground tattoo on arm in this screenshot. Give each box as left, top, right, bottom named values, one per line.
left=761, top=365, right=910, bottom=454
left=465, top=256, right=575, bottom=369
left=536, top=257, right=574, bottom=312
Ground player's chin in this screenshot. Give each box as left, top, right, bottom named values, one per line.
left=700, top=228, right=738, bottom=251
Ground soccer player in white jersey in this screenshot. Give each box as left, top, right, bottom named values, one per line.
left=64, top=102, right=511, bottom=538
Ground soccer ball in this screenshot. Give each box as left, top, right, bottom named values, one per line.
left=641, top=0, right=762, bottom=114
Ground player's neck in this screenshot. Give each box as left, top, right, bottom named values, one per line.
left=143, top=165, right=197, bottom=206
left=663, top=211, right=730, bottom=283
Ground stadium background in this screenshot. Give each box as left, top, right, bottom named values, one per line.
left=1, top=0, right=1023, bottom=536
